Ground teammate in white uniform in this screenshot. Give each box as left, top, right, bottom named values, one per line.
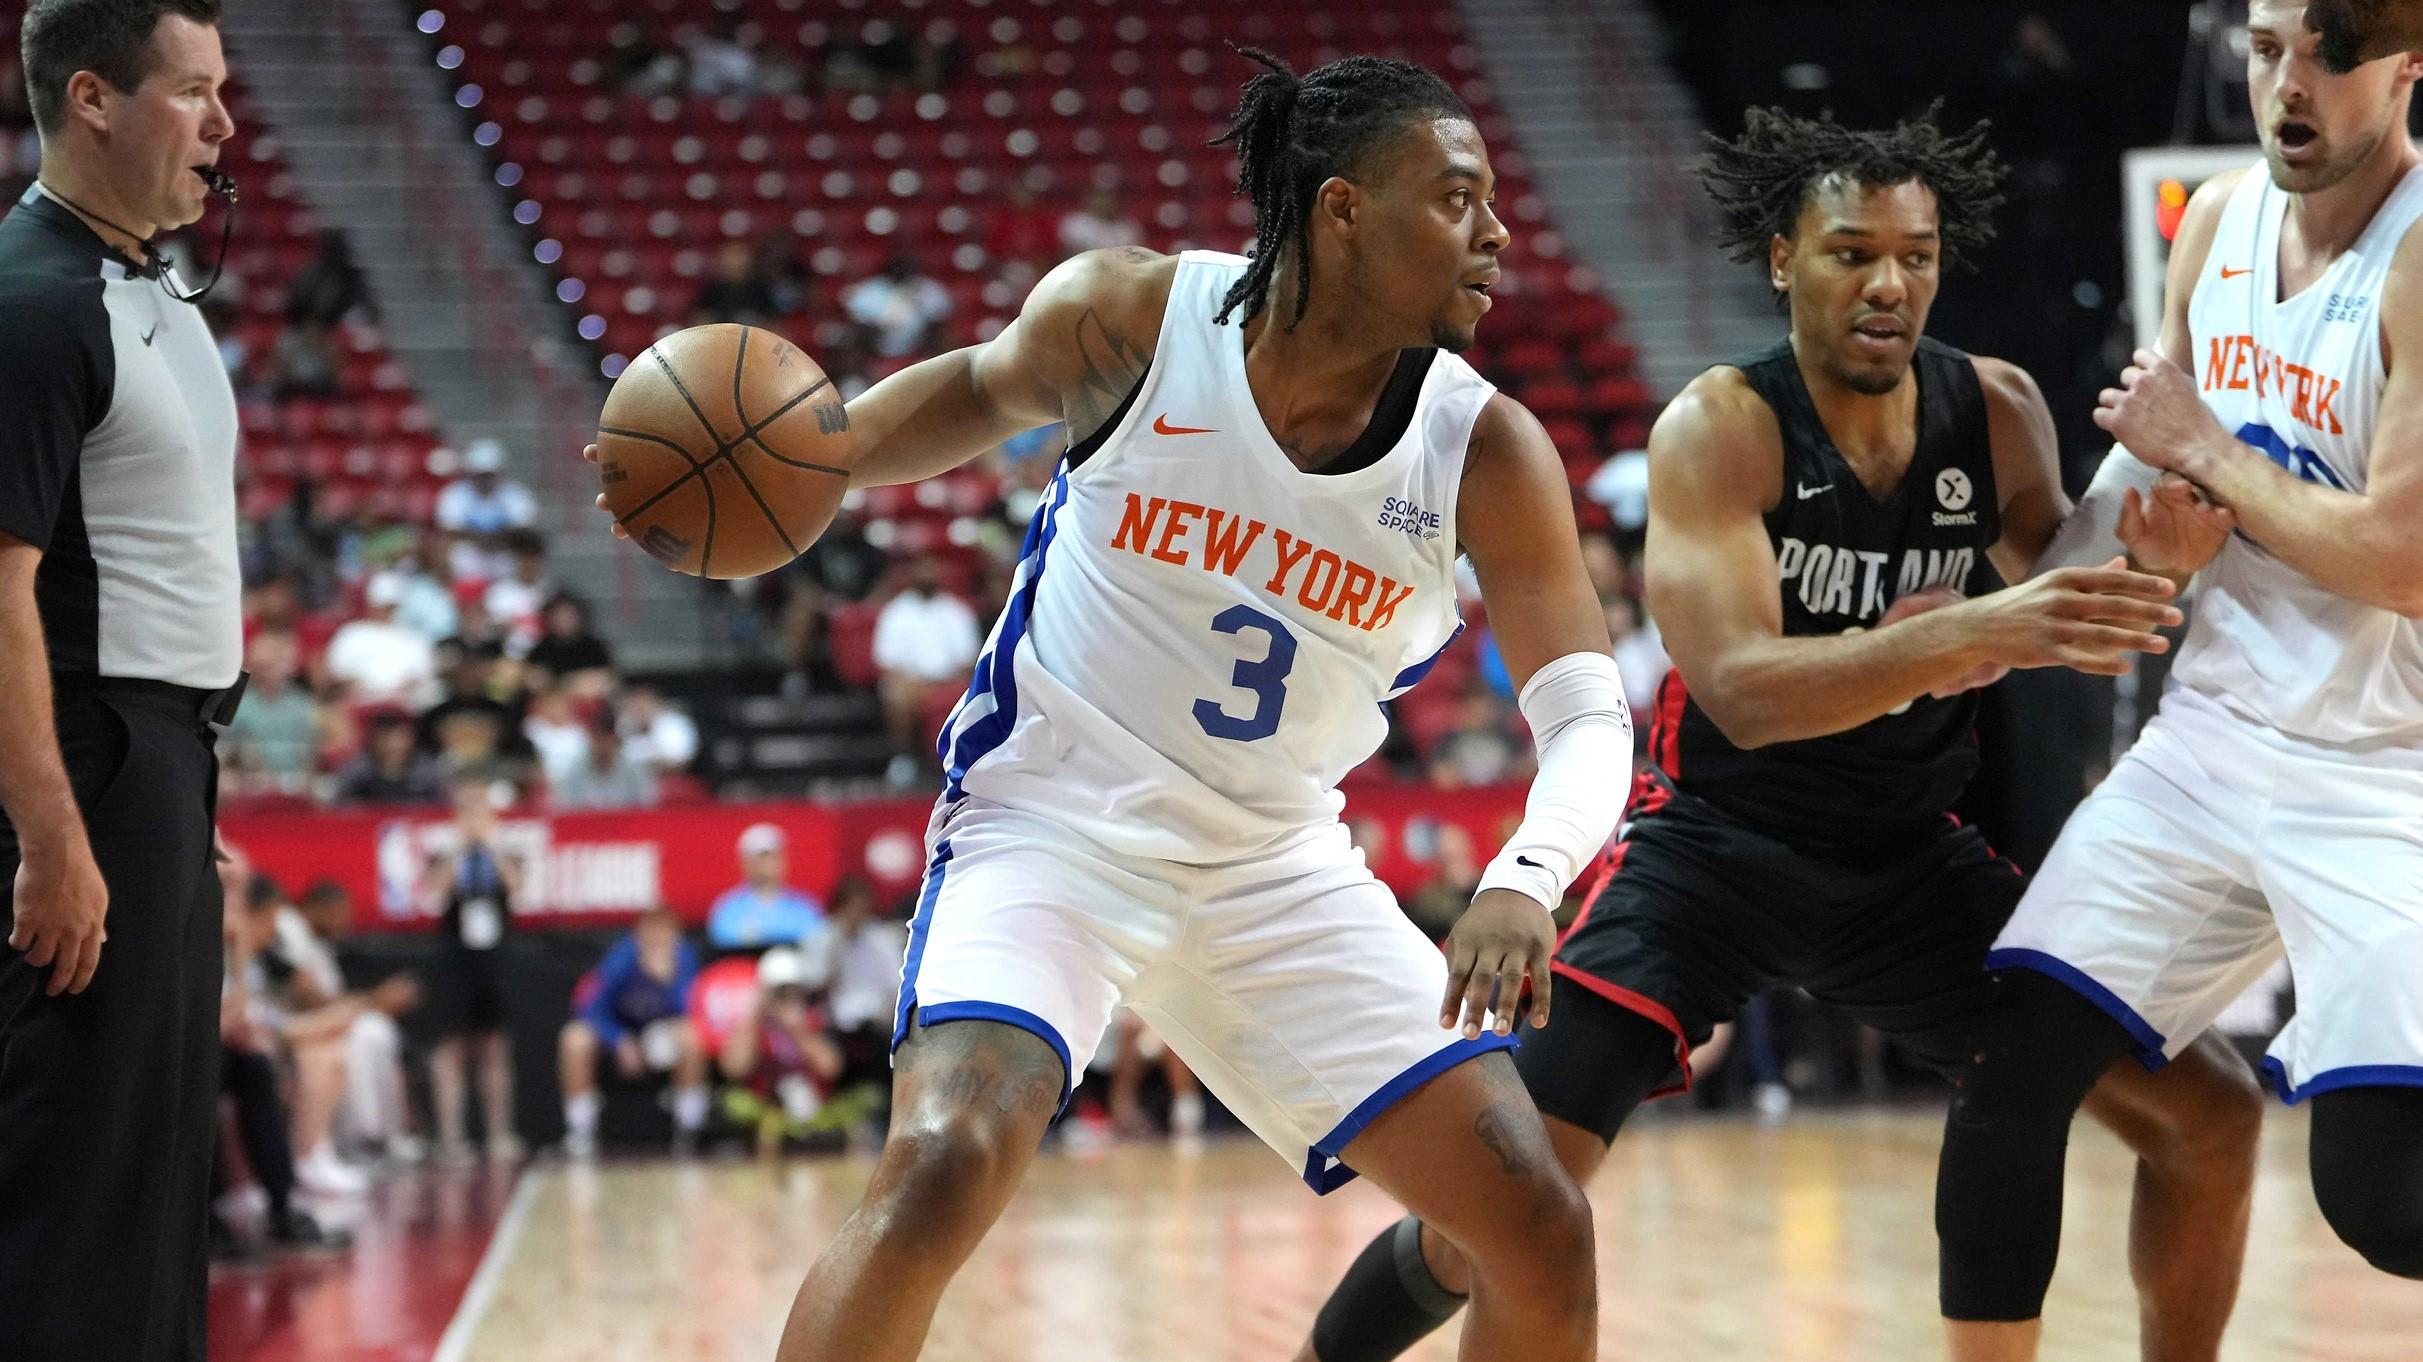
left=596, top=52, right=1632, bottom=1362
left=1937, top=9, right=2423, bottom=1358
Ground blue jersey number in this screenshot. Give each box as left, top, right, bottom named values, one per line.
left=1194, top=605, right=1297, bottom=741
left=2235, top=422, right=2348, bottom=490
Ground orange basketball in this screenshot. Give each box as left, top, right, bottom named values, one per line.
left=594, top=324, right=852, bottom=580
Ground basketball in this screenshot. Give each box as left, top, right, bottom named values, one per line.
left=594, top=323, right=851, bottom=580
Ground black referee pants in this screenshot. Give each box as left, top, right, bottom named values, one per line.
left=0, top=689, right=223, bottom=1362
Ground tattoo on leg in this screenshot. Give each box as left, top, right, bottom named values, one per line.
left=1473, top=1101, right=1533, bottom=1177
left=905, top=1018, right=1065, bottom=1119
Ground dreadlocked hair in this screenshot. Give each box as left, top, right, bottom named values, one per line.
left=1208, top=46, right=1472, bottom=330
left=1697, top=101, right=2008, bottom=273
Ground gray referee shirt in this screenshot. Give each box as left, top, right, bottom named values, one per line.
left=0, top=182, right=240, bottom=689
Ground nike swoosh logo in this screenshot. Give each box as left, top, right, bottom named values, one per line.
left=1797, top=483, right=1833, bottom=500
left=2220, top=266, right=2253, bottom=280
left=1515, top=855, right=1546, bottom=870
left=1153, top=414, right=1216, bottom=436
left=141, top=324, right=158, bottom=346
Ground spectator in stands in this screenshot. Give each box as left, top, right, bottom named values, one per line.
left=1586, top=448, right=1651, bottom=535
left=286, top=228, right=373, bottom=328
left=244, top=876, right=423, bottom=1191
left=522, top=684, right=591, bottom=790
left=389, top=539, right=461, bottom=642
left=217, top=880, right=351, bottom=1253
left=1404, top=823, right=1483, bottom=943
left=1606, top=593, right=1670, bottom=722
left=617, top=684, right=699, bottom=773
left=608, top=24, right=685, bottom=96
left=419, top=638, right=523, bottom=758
left=270, top=317, right=341, bottom=400
left=433, top=706, right=517, bottom=794
left=708, top=823, right=827, bottom=954
left=332, top=707, right=447, bottom=806
left=843, top=253, right=951, bottom=358
left=421, top=780, right=524, bottom=1162
left=690, top=239, right=785, bottom=328
left=811, top=876, right=906, bottom=1091
left=681, top=17, right=758, bottom=98
left=716, top=945, right=856, bottom=1153
left=984, top=174, right=1063, bottom=275
left=550, top=718, right=658, bottom=810
left=1057, top=184, right=1144, bottom=256
left=872, top=554, right=981, bottom=782
left=435, top=438, right=537, bottom=582
left=524, top=593, right=617, bottom=697
left=484, top=529, right=557, bottom=652
left=558, top=908, right=709, bottom=1157
left=293, top=881, right=425, bottom=1161
left=1429, top=687, right=1523, bottom=788
left=222, top=630, right=322, bottom=797
left=325, top=572, right=440, bottom=705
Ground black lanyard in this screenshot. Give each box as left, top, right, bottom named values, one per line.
left=37, top=178, right=240, bottom=305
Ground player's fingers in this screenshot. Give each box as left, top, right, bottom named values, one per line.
left=1490, top=954, right=1521, bottom=1036
left=1461, top=952, right=1507, bottom=1039
left=2068, top=622, right=2172, bottom=655
left=2118, top=487, right=2145, bottom=541
left=22, top=928, right=56, bottom=971
left=581, top=443, right=600, bottom=463
left=67, top=929, right=102, bottom=995
left=2056, top=566, right=2176, bottom=599
left=2083, top=594, right=2184, bottom=628
left=1527, top=945, right=1553, bottom=1028
left=1440, top=947, right=1478, bottom=1029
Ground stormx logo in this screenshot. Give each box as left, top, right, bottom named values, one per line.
left=1932, top=467, right=1978, bottom=527
left=1377, top=495, right=1442, bottom=540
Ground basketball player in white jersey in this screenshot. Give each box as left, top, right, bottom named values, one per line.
left=594, top=51, right=1628, bottom=1362
left=1935, top=7, right=2423, bottom=1357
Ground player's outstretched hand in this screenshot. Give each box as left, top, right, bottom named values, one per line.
left=1973, top=556, right=2184, bottom=677
left=1441, top=888, right=1555, bottom=1039
left=2118, top=471, right=2235, bottom=579
left=580, top=443, right=629, bottom=540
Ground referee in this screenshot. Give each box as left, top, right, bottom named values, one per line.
left=0, top=3, right=243, bottom=1359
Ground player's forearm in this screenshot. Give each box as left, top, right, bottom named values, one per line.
left=841, top=346, right=1043, bottom=490
left=0, top=580, right=88, bottom=855
left=2186, top=435, right=2423, bottom=615
left=1697, top=609, right=1995, bottom=748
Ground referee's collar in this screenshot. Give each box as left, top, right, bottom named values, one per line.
left=16, top=182, right=164, bottom=281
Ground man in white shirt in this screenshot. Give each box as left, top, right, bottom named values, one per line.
left=324, top=573, right=438, bottom=706
left=843, top=255, right=950, bottom=358
left=436, top=438, right=536, bottom=583
left=870, top=555, right=979, bottom=783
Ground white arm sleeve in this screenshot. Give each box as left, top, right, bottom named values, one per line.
left=2029, top=445, right=2160, bottom=578
left=1475, top=652, right=1634, bottom=913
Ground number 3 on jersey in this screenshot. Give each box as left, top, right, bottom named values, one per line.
left=1194, top=605, right=1297, bottom=741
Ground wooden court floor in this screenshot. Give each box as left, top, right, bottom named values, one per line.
left=445, top=1107, right=2422, bottom=1362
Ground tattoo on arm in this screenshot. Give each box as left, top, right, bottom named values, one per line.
left=1473, top=1101, right=1535, bottom=1177
left=1068, top=308, right=1149, bottom=444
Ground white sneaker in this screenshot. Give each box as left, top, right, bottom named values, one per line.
left=297, top=1145, right=372, bottom=1197
left=564, top=1128, right=598, bottom=1161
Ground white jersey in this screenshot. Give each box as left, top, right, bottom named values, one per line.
left=2175, top=164, right=2423, bottom=745
left=935, top=251, right=1490, bottom=860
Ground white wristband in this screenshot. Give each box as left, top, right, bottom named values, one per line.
left=1475, top=652, right=1633, bottom=913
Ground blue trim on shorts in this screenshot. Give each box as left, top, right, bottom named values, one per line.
left=1300, top=1031, right=1520, bottom=1195
left=1984, top=948, right=2170, bottom=1071
left=914, top=1002, right=1075, bottom=1117
left=938, top=467, right=1070, bottom=798
left=891, top=837, right=956, bottom=1050
left=2260, top=1058, right=2423, bottom=1106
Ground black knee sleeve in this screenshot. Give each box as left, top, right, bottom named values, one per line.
left=1310, top=1216, right=1464, bottom=1362
left=1936, top=970, right=2138, bottom=1320
left=2310, top=1085, right=2423, bottom=1279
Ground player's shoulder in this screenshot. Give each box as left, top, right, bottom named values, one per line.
left=1022, top=245, right=1180, bottom=329
left=1966, top=354, right=2050, bottom=420
left=2171, top=167, right=2255, bottom=272
left=1652, top=365, right=1779, bottom=457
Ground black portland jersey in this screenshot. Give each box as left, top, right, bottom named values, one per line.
left=1643, top=334, right=2000, bottom=848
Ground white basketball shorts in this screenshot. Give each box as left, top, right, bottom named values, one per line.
left=1992, top=685, right=2423, bottom=1102
left=891, top=795, right=1515, bottom=1191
